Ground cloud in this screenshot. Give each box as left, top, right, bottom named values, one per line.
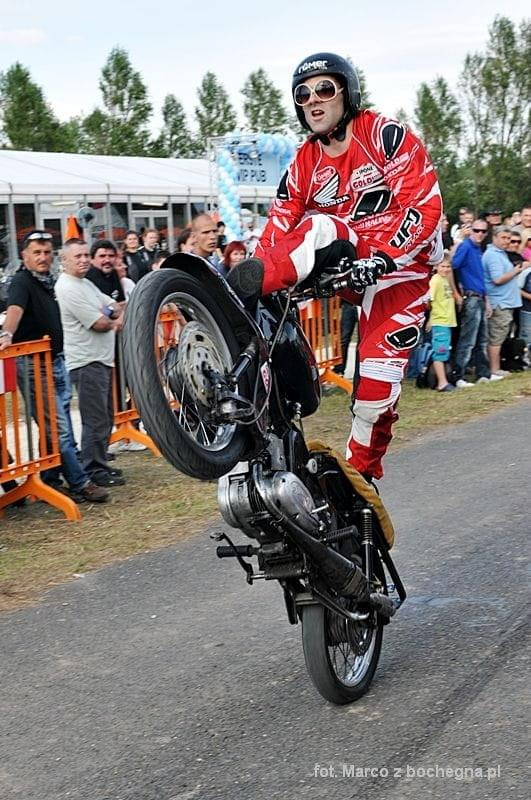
left=0, top=28, right=46, bottom=45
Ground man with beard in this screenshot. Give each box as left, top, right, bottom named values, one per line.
left=86, top=240, right=125, bottom=302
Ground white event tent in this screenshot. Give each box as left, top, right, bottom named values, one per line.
left=0, top=150, right=275, bottom=262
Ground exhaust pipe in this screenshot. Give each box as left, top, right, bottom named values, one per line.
left=281, top=515, right=369, bottom=601
left=369, top=592, right=397, bottom=618
left=252, top=464, right=369, bottom=600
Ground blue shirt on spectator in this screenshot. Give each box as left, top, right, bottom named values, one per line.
left=482, top=244, right=522, bottom=309
left=451, top=238, right=486, bottom=295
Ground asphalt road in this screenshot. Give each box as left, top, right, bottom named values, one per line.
left=1, top=401, right=529, bottom=800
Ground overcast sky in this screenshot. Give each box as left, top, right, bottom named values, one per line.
left=0, top=0, right=528, bottom=133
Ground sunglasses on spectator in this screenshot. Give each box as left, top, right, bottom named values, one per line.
left=510, top=239, right=521, bottom=244
left=472, top=228, right=487, bottom=233
left=294, top=79, right=343, bottom=106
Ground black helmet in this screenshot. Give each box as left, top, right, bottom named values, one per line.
left=292, top=52, right=361, bottom=132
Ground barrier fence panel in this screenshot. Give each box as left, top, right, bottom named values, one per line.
left=110, top=331, right=160, bottom=456
left=0, top=338, right=81, bottom=520
left=1, top=300, right=349, bottom=519
left=297, top=297, right=353, bottom=394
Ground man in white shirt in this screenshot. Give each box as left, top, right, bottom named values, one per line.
left=55, top=238, right=126, bottom=487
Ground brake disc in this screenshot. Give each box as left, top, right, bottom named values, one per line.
left=172, top=321, right=228, bottom=410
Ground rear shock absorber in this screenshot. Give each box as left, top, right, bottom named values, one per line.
left=360, top=506, right=373, bottom=582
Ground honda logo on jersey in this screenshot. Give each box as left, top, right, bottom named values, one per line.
left=312, top=172, right=349, bottom=208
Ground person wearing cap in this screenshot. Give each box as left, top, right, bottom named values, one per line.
left=0, top=231, right=109, bottom=503
left=483, top=207, right=503, bottom=248
left=227, top=52, right=442, bottom=481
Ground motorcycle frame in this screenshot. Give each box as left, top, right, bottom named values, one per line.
left=162, top=254, right=406, bottom=623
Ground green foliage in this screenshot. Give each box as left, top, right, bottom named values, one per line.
left=194, top=72, right=237, bottom=154
left=241, top=68, right=289, bottom=133
left=151, top=94, right=198, bottom=157
left=356, top=66, right=373, bottom=111
left=458, top=15, right=530, bottom=214
left=413, top=77, right=466, bottom=215
left=81, top=47, right=153, bottom=155
left=0, top=63, right=70, bottom=151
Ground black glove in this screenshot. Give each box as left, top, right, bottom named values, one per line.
left=341, top=252, right=397, bottom=293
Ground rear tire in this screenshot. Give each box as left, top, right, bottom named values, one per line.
left=301, top=603, right=383, bottom=704
left=301, top=548, right=386, bottom=704
left=123, top=269, right=249, bottom=480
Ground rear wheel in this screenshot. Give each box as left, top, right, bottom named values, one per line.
left=301, top=550, right=385, bottom=704
left=123, top=269, right=249, bottom=480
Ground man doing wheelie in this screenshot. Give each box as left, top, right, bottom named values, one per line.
left=231, top=52, right=443, bottom=480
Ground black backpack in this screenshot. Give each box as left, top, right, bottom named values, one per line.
left=500, top=337, right=526, bottom=372
left=415, top=342, right=434, bottom=388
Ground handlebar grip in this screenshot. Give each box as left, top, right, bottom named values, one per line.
left=216, top=545, right=257, bottom=558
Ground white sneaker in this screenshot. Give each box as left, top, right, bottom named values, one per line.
left=489, top=373, right=505, bottom=381
left=117, top=441, right=147, bottom=452
left=476, top=377, right=489, bottom=384
left=492, top=369, right=509, bottom=377
left=456, top=379, right=474, bottom=388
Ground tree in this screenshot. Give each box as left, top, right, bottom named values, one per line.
left=241, top=68, right=289, bottom=133
left=413, top=77, right=466, bottom=214
left=81, top=47, right=153, bottom=155
left=195, top=72, right=237, bottom=154
left=0, top=63, right=68, bottom=151
left=356, top=66, right=373, bottom=111
left=151, top=94, right=197, bottom=157
left=459, top=16, right=530, bottom=213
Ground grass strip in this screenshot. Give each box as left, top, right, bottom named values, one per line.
left=1, top=373, right=529, bottom=610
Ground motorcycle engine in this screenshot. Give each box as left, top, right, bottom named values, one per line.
left=218, top=469, right=321, bottom=541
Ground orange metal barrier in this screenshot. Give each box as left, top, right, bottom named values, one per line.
left=298, top=297, right=353, bottom=394
left=110, top=332, right=160, bottom=456
left=0, top=339, right=80, bottom=520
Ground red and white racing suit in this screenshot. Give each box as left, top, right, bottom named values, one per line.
left=256, top=109, right=443, bottom=479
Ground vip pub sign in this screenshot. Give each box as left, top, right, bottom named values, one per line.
left=237, top=150, right=280, bottom=187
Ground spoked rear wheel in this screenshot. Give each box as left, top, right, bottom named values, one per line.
left=301, top=553, right=385, bottom=704
left=123, top=269, right=249, bottom=480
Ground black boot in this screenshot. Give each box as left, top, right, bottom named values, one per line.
left=226, top=258, right=264, bottom=308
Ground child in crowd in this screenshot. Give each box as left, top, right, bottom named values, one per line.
left=428, top=253, right=459, bottom=392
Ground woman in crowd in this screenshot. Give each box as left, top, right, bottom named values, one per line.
left=177, top=229, right=193, bottom=253
left=222, top=241, right=247, bottom=272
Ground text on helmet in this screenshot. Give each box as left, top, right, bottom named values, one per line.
left=298, top=60, right=329, bottom=73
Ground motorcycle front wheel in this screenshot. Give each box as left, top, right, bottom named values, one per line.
left=122, top=269, right=250, bottom=480
left=301, top=552, right=385, bottom=704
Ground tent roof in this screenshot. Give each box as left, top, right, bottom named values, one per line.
left=0, top=150, right=214, bottom=197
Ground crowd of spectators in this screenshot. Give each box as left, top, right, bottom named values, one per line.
left=1, top=205, right=528, bottom=510
left=409, top=203, right=531, bottom=391
left=0, top=214, right=265, bottom=510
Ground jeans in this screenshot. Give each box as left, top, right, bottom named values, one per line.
left=450, top=296, right=490, bottom=381
left=17, top=354, right=88, bottom=492
left=520, top=310, right=531, bottom=359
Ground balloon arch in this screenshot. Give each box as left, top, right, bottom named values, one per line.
left=213, top=132, right=298, bottom=242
